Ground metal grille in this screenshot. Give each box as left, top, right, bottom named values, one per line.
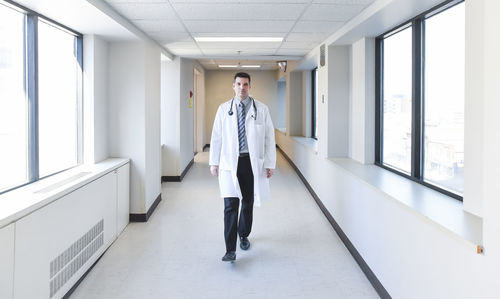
left=49, top=219, right=104, bottom=298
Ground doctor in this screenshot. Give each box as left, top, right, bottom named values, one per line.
left=210, top=72, right=276, bottom=262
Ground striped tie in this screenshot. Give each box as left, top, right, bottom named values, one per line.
left=238, top=102, right=246, bottom=152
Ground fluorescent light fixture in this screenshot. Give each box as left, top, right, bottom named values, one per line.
left=241, top=65, right=261, bottom=68
left=195, top=37, right=283, bottom=42
left=218, top=65, right=238, bottom=68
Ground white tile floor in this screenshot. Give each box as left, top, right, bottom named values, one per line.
left=70, top=151, right=379, bottom=299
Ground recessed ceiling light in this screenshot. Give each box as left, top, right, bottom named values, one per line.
left=218, top=65, right=238, bottom=68
left=195, top=37, right=283, bottom=42
left=241, top=65, right=261, bottom=68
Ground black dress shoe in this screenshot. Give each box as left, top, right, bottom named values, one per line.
left=222, top=251, right=236, bottom=262
left=240, top=237, right=250, bottom=250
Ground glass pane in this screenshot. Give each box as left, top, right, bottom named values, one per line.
left=314, top=68, right=318, bottom=139
left=424, top=2, right=464, bottom=195
left=38, top=20, right=78, bottom=177
left=382, top=26, right=413, bottom=173
left=0, top=4, right=27, bottom=192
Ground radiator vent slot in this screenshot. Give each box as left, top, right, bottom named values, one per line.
left=320, top=44, right=326, bottom=67
left=49, top=219, right=104, bottom=298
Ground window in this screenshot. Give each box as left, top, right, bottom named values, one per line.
left=0, top=1, right=82, bottom=194
left=381, top=25, right=413, bottom=174
left=0, top=3, right=27, bottom=192
left=376, top=0, right=464, bottom=199
left=311, top=68, right=318, bottom=139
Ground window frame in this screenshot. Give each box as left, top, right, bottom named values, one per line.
left=0, top=0, right=83, bottom=195
left=311, top=67, right=318, bottom=140
left=375, top=0, right=464, bottom=201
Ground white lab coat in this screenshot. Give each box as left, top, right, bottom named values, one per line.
left=209, top=98, right=276, bottom=206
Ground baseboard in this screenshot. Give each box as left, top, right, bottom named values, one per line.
left=62, top=248, right=105, bottom=299
left=129, top=193, right=162, bottom=222
left=161, top=158, right=194, bottom=182
left=276, top=146, right=391, bottom=299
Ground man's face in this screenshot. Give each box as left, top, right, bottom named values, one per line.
left=233, top=77, right=250, bottom=100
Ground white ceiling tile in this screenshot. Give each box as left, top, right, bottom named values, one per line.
left=169, top=48, right=203, bottom=56
left=202, top=49, right=277, bottom=56
left=164, top=41, right=199, bottom=49
left=133, top=19, right=185, bottom=33
left=301, top=4, right=365, bottom=21
left=312, top=0, right=375, bottom=4
left=293, top=21, right=344, bottom=33
left=275, top=48, right=309, bottom=56
left=193, top=32, right=288, bottom=37
left=106, top=0, right=167, bottom=3
left=280, top=41, right=315, bottom=49
left=172, top=3, right=306, bottom=20
left=149, top=32, right=191, bottom=42
left=286, top=32, right=330, bottom=42
left=172, top=0, right=308, bottom=3
left=198, top=42, right=280, bottom=50
left=110, top=3, right=177, bottom=20
left=104, top=0, right=376, bottom=59
left=185, top=20, right=294, bottom=33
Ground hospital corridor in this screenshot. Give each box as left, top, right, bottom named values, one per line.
left=69, top=151, right=378, bottom=299
left=1, top=0, right=500, bottom=298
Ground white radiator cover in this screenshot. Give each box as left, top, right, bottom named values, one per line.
left=0, top=224, right=15, bottom=299
left=11, top=162, right=129, bottom=299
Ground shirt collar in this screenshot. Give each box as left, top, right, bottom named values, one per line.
left=235, top=96, right=250, bottom=106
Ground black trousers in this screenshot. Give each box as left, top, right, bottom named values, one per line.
left=224, top=155, right=254, bottom=252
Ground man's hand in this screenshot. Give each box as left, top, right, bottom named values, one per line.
left=266, top=168, right=274, bottom=178
left=210, top=165, right=219, bottom=177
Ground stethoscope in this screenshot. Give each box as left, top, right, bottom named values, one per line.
left=228, top=97, right=257, bottom=120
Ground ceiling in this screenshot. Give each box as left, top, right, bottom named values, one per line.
left=103, top=0, right=377, bottom=70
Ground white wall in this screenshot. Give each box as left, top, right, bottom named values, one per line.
left=463, top=0, right=484, bottom=217
left=481, top=0, right=500, bottom=291
left=350, top=37, right=375, bottom=164
left=276, top=0, right=500, bottom=298
left=194, top=66, right=206, bottom=151
left=327, top=45, right=350, bottom=158
left=161, top=57, right=196, bottom=176
left=83, top=35, right=109, bottom=164
left=161, top=58, right=180, bottom=176
left=205, top=70, right=278, bottom=142
left=108, top=42, right=161, bottom=213
left=179, top=58, right=195, bottom=172
left=144, top=44, right=161, bottom=209
left=287, top=71, right=303, bottom=136
left=277, top=80, right=286, bottom=131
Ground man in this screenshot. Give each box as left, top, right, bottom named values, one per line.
left=209, top=72, right=276, bottom=262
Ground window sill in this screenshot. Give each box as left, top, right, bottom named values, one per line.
left=276, top=128, right=286, bottom=134
left=292, top=136, right=318, bottom=154
left=329, top=157, right=482, bottom=248
left=0, top=158, right=130, bottom=229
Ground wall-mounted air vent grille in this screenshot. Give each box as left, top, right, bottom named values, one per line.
left=49, top=219, right=104, bottom=298
left=320, top=44, right=326, bottom=67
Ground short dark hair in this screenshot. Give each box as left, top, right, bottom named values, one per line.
left=234, top=72, right=251, bottom=83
